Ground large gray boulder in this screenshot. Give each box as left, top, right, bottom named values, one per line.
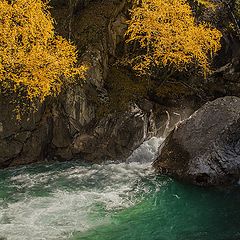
left=153, top=96, right=240, bottom=186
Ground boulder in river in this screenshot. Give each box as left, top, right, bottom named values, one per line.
left=153, top=96, right=240, bottom=186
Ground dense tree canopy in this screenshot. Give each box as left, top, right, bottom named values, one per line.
left=0, top=0, right=86, bottom=105
left=126, top=0, right=222, bottom=76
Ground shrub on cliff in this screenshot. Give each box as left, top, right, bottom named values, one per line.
left=0, top=0, right=86, bottom=109
left=126, top=0, right=222, bottom=77
left=234, top=0, right=240, bottom=18
left=194, top=0, right=217, bottom=9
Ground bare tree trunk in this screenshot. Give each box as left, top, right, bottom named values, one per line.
left=68, top=0, right=73, bottom=41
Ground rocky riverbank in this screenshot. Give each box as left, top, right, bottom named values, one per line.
left=0, top=0, right=240, bottom=171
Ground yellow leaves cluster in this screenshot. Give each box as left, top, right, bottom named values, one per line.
left=0, top=0, right=86, bottom=105
left=126, top=0, right=222, bottom=76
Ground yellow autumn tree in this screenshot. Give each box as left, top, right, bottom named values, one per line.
left=126, top=0, right=222, bottom=76
left=0, top=0, right=86, bottom=106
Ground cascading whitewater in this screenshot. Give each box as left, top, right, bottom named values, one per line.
left=0, top=137, right=164, bottom=240
left=0, top=137, right=239, bottom=240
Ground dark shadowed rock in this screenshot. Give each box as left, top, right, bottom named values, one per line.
left=0, top=97, right=52, bottom=168
left=0, top=0, right=155, bottom=168
left=72, top=106, right=153, bottom=162
left=153, top=96, right=240, bottom=186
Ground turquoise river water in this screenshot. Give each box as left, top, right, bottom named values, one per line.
left=0, top=137, right=239, bottom=240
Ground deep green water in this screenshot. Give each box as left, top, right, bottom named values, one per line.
left=0, top=138, right=239, bottom=240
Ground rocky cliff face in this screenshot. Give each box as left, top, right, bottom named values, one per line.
left=0, top=0, right=155, bottom=168
left=0, top=0, right=240, bottom=170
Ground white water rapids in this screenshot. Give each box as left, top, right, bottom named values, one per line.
left=0, top=137, right=164, bottom=240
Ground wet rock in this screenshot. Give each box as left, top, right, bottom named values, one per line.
left=72, top=106, right=153, bottom=162
left=153, top=96, right=240, bottom=186
left=0, top=98, right=52, bottom=168
left=11, top=117, right=52, bottom=167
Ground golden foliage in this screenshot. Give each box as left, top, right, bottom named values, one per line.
left=0, top=0, right=86, bottom=105
left=126, top=0, right=222, bottom=76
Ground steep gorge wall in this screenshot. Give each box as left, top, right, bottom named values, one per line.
left=0, top=0, right=240, bottom=169
left=0, top=0, right=155, bottom=168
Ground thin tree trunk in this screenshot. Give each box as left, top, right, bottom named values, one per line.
left=68, top=0, right=73, bottom=41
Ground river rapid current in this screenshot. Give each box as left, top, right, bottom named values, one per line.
left=0, top=137, right=239, bottom=240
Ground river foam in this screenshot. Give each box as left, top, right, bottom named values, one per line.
left=0, top=137, right=164, bottom=240
left=1, top=137, right=240, bottom=240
